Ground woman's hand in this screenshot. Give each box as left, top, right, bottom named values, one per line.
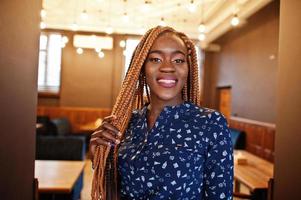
left=89, top=115, right=122, bottom=161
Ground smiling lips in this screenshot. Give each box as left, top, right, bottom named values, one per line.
left=157, top=78, right=177, bottom=88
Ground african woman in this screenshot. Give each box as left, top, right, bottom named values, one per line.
left=90, top=26, right=233, bottom=200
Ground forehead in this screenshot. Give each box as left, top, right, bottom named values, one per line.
left=150, top=32, right=187, bottom=53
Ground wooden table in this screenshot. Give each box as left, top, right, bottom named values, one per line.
left=234, top=150, right=274, bottom=199
left=35, top=160, right=85, bottom=193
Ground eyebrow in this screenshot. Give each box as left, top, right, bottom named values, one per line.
left=148, top=50, right=186, bottom=56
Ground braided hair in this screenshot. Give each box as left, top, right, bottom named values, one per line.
left=91, top=26, right=200, bottom=200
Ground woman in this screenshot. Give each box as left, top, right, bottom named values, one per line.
left=90, top=26, right=233, bottom=200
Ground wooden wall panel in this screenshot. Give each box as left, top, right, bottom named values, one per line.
left=37, top=106, right=111, bottom=132
left=229, top=117, right=275, bottom=162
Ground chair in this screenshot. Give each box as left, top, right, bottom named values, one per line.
left=36, top=116, right=58, bottom=136
left=230, top=128, right=246, bottom=149
left=51, top=117, right=90, bottom=152
left=51, top=117, right=71, bottom=136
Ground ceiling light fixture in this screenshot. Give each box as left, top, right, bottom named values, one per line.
left=40, top=22, right=46, bottom=29
left=98, top=51, right=105, bottom=58
left=71, top=23, right=78, bottom=31
left=187, top=0, right=197, bottom=13
left=122, top=12, right=129, bottom=22
left=40, top=9, right=47, bottom=18
left=76, top=48, right=83, bottom=54
left=105, top=26, right=113, bottom=34
left=80, top=10, right=88, bottom=20
left=95, top=47, right=102, bottom=53
left=141, top=0, right=151, bottom=12
left=159, top=17, right=166, bottom=26
left=198, top=23, right=206, bottom=33
left=119, top=40, right=126, bottom=48
left=61, top=36, right=68, bottom=48
left=198, top=33, right=206, bottom=41
left=62, top=36, right=69, bottom=44
left=231, top=14, right=240, bottom=26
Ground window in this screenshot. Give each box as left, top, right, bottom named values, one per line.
left=38, top=33, right=62, bottom=95
left=123, top=39, right=140, bottom=78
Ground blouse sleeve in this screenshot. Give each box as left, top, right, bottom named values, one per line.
left=203, top=113, right=233, bottom=200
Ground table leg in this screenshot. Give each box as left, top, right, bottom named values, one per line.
left=251, top=188, right=267, bottom=200
left=234, top=179, right=241, bottom=192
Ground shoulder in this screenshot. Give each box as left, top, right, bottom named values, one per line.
left=188, top=102, right=228, bottom=127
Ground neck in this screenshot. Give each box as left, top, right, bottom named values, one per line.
left=147, top=94, right=183, bottom=128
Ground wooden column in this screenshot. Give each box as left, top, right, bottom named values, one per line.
left=0, top=0, right=41, bottom=199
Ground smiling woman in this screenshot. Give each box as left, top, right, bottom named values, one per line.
left=89, top=26, right=233, bottom=200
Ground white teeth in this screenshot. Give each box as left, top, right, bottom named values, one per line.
left=158, top=79, right=176, bottom=84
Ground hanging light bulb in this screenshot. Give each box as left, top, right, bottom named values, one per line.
left=187, top=0, right=197, bottom=13
left=40, top=9, right=47, bottom=18
left=40, top=22, right=46, bottom=29
left=159, top=17, right=166, bottom=26
left=71, top=23, right=78, bottom=31
left=80, top=10, right=88, bottom=20
left=119, top=40, right=126, bottom=48
left=62, top=36, right=69, bottom=44
left=76, top=48, right=83, bottom=54
left=122, top=12, right=129, bottom=22
left=105, top=26, right=113, bottom=34
left=198, top=33, right=206, bottom=41
left=231, top=14, right=240, bottom=26
left=98, top=51, right=105, bottom=58
left=61, top=36, right=68, bottom=48
left=95, top=47, right=102, bottom=53
left=141, top=0, right=151, bottom=12
left=198, top=23, right=206, bottom=33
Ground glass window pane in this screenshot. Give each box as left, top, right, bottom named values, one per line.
left=39, top=35, right=48, bottom=50
left=38, top=51, right=46, bottom=86
left=124, top=39, right=140, bottom=78
left=47, top=34, right=62, bottom=87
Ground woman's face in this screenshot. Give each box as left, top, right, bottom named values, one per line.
left=145, top=32, right=189, bottom=105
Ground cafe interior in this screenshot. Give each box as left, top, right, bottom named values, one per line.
left=1, top=0, right=301, bottom=200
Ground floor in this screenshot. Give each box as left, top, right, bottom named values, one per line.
left=80, top=159, right=250, bottom=200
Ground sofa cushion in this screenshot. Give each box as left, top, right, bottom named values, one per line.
left=229, top=128, right=246, bottom=149
left=36, top=136, right=86, bottom=161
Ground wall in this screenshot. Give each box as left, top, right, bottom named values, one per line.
left=203, top=1, right=279, bottom=123
left=274, top=0, right=301, bottom=199
left=38, top=31, right=133, bottom=108
left=0, top=0, right=40, bottom=199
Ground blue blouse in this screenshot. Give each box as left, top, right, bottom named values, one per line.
left=118, top=102, right=233, bottom=200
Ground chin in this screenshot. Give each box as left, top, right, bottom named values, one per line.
left=153, top=90, right=182, bottom=102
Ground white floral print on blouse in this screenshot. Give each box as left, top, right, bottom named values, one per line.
left=118, top=102, right=233, bottom=200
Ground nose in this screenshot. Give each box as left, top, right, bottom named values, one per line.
left=159, top=60, right=175, bottom=73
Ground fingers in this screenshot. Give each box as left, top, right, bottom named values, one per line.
left=103, top=115, right=117, bottom=123
left=89, top=114, right=121, bottom=162
left=102, top=121, right=122, bottom=138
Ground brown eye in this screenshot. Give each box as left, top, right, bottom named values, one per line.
left=173, top=59, right=185, bottom=64
left=149, top=57, right=162, bottom=63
